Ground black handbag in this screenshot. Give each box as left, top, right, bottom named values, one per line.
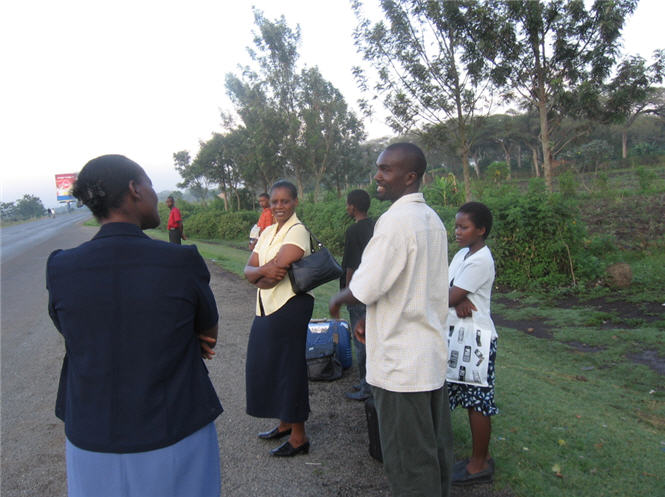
left=287, top=224, right=343, bottom=294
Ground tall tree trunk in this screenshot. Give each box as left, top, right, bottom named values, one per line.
left=221, top=190, right=229, bottom=211
left=460, top=146, right=472, bottom=201
left=537, top=98, right=553, bottom=192
left=534, top=37, right=553, bottom=192
left=530, top=145, right=540, bottom=177
left=517, top=144, right=522, bottom=171
left=621, top=129, right=628, bottom=160
left=501, top=141, right=512, bottom=179
left=295, top=175, right=305, bottom=200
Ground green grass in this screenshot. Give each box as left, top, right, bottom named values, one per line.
left=461, top=287, right=665, bottom=497
left=451, top=324, right=664, bottom=497
left=145, top=229, right=664, bottom=497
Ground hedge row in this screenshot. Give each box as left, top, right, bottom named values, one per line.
left=164, top=179, right=606, bottom=289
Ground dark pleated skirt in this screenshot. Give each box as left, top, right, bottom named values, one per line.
left=246, top=294, right=314, bottom=423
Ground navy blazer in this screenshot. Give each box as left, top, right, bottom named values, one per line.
left=47, top=223, right=222, bottom=453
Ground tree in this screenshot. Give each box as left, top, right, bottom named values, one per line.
left=173, top=150, right=212, bottom=205
left=1, top=201, right=17, bottom=221
left=468, top=0, right=638, bottom=191
left=10, top=194, right=46, bottom=220
left=225, top=10, right=364, bottom=198
left=193, top=133, right=246, bottom=211
left=224, top=74, right=289, bottom=192
left=247, top=10, right=306, bottom=196
left=352, top=0, right=496, bottom=200
left=604, top=50, right=665, bottom=158
left=296, top=67, right=366, bottom=199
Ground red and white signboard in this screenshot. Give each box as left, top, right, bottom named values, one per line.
left=55, top=173, right=77, bottom=202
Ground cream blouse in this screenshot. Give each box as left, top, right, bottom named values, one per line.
left=253, top=213, right=311, bottom=316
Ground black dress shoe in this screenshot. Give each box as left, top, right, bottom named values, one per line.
left=270, top=440, right=310, bottom=457
left=258, top=427, right=292, bottom=440
left=453, top=457, right=494, bottom=472
left=344, top=389, right=371, bottom=401
left=453, top=458, right=469, bottom=472
left=451, top=462, right=494, bottom=486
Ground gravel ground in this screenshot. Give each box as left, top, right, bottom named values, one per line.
left=1, top=219, right=513, bottom=496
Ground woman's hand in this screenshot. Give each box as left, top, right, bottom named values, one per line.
left=454, top=297, right=476, bottom=318
left=260, top=259, right=288, bottom=281
left=198, top=326, right=218, bottom=360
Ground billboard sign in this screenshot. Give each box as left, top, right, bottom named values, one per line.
left=55, top=173, right=77, bottom=202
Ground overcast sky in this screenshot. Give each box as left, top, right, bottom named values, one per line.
left=1, top=0, right=662, bottom=208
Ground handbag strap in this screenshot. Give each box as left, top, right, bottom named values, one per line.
left=285, top=223, right=323, bottom=254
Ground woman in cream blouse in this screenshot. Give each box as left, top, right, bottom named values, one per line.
left=244, top=180, right=313, bottom=457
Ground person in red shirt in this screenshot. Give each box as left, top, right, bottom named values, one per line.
left=166, top=196, right=186, bottom=244
left=249, top=193, right=274, bottom=251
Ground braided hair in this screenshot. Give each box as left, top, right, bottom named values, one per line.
left=72, top=155, right=146, bottom=220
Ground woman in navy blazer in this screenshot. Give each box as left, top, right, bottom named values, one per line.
left=47, top=155, right=223, bottom=497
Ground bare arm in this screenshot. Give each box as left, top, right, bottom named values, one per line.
left=449, top=286, right=477, bottom=318
left=243, top=244, right=305, bottom=289
left=329, top=288, right=361, bottom=319
left=344, top=268, right=355, bottom=288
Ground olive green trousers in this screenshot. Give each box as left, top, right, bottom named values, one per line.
left=372, top=384, right=454, bottom=497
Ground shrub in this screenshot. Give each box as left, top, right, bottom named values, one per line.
left=635, top=166, right=657, bottom=193
left=185, top=209, right=258, bottom=240
left=557, top=170, right=578, bottom=197
left=478, top=179, right=594, bottom=288
left=486, top=161, right=510, bottom=183
left=423, top=174, right=464, bottom=207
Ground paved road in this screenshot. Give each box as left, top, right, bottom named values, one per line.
left=1, top=211, right=90, bottom=264
left=1, top=219, right=510, bottom=497
left=1, top=214, right=95, bottom=496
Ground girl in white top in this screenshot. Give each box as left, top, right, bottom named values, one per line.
left=448, top=202, right=498, bottom=486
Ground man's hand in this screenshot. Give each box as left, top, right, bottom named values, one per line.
left=198, top=335, right=216, bottom=359
left=329, top=288, right=359, bottom=319
left=454, top=297, right=476, bottom=318
left=329, top=297, right=342, bottom=319
left=354, top=315, right=366, bottom=345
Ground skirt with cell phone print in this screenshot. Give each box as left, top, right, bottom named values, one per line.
left=448, top=338, right=498, bottom=416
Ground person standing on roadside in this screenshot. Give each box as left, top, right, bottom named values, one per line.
left=340, top=189, right=374, bottom=401
left=244, top=180, right=313, bottom=458
left=329, top=143, right=453, bottom=497
left=249, top=193, right=275, bottom=251
left=47, top=155, right=223, bottom=497
left=166, top=195, right=185, bottom=244
left=448, top=201, right=498, bottom=486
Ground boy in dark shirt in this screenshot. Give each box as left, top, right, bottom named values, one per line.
left=341, top=190, right=374, bottom=401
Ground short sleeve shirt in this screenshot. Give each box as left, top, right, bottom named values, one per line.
left=340, top=218, right=374, bottom=288
left=257, top=208, right=274, bottom=233
left=167, top=207, right=182, bottom=230
left=253, top=213, right=311, bottom=316
left=448, top=245, right=497, bottom=339
left=348, top=193, right=449, bottom=392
